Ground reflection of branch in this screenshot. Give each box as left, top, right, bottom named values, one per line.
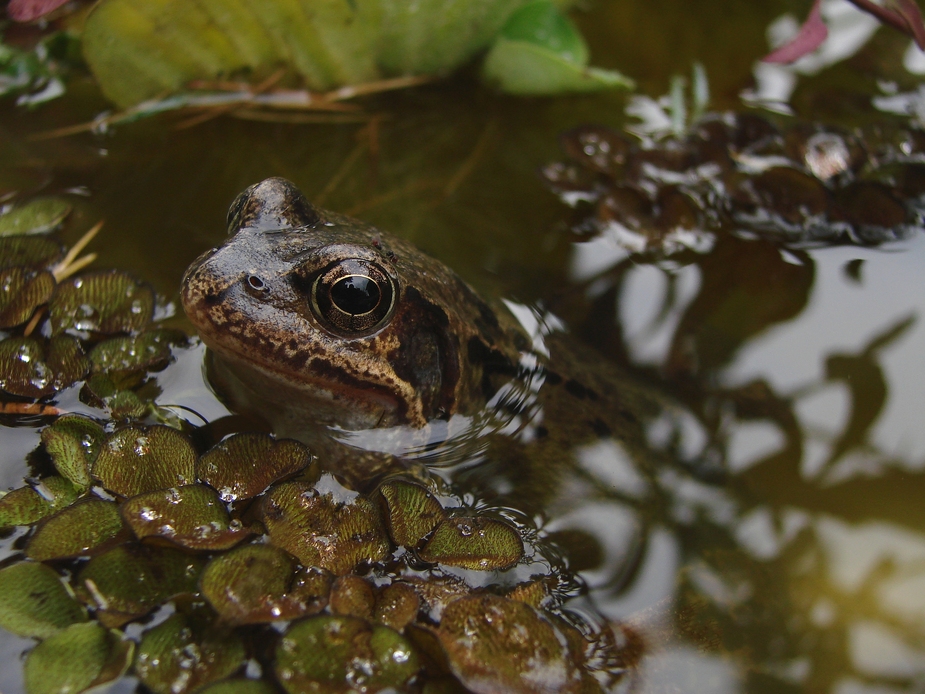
left=820, top=315, right=915, bottom=472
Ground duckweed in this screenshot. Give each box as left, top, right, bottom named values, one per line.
left=0, top=197, right=72, bottom=237
left=200, top=543, right=332, bottom=625
left=197, top=432, right=314, bottom=501
left=49, top=270, right=154, bottom=335
left=0, top=562, right=87, bottom=639
left=135, top=612, right=246, bottom=694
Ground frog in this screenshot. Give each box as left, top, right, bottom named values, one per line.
left=182, top=177, right=665, bottom=504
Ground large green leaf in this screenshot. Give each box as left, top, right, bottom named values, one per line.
left=81, top=0, right=592, bottom=107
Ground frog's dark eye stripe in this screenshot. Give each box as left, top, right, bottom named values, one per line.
left=311, top=258, right=396, bottom=335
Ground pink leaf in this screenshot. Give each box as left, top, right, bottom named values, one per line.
left=7, top=0, right=71, bottom=22
left=763, top=0, right=829, bottom=64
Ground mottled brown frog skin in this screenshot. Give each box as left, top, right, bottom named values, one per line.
left=182, top=178, right=528, bottom=439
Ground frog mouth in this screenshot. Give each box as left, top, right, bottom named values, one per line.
left=202, top=338, right=415, bottom=431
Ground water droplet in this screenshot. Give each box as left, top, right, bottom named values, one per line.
left=133, top=435, right=150, bottom=456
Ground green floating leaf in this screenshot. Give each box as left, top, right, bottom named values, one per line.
left=93, top=424, right=198, bottom=497
left=0, top=335, right=89, bottom=399
left=419, top=516, right=523, bottom=570
left=481, top=1, right=633, bottom=95
left=80, top=0, right=588, bottom=108
left=75, top=544, right=205, bottom=626
left=0, top=267, right=55, bottom=328
left=121, top=484, right=252, bottom=550
left=262, top=481, right=390, bottom=576
left=88, top=328, right=186, bottom=376
left=41, top=415, right=105, bottom=491
left=135, top=612, right=246, bottom=694
left=197, top=433, right=313, bottom=502
left=26, top=498, right=127, bottom=561
left=374, top=582, right=420, bottom=632
left=0, top=236, right=65, bottom=271
left=437, top=595, right=581, bottom=694
left=0, top=476, right=80, bottom=526
left=0, top=562, right=87, bottom=638
left=82, top=0, right=381, bottom=108
left=201, top=543, right=332, bottom=625
left=24, top=622, right=132, bottom=694
left=108, top=388, right=150, bottom=420
left=275, top=615, right=420, bottom=694
left=498, top=0, right=588, bottom=64
left=376, top=0, right=526, bottom=76
left=0, top=197, right=72, bottom=237
left=49, top=270, right=154, bottom=336
left=378, top=479, right=446, bottom=548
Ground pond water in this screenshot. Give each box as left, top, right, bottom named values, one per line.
left=2, top=0, right=925, bottom=692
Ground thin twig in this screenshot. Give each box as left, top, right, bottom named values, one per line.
left=444, top=120, right=498, bottom=198
left=31, top=74, right=432, bottom=140
left=229, top=110, right=370, bottom=124
left=174, top=68, right=286, bottom=130
left=53, top=220, right=102, bottom=281
left=345, top=179, right=443, bottom=217
left=0, top=402, right=62, bottom=416
left=22, top=306, right=44, bottom=337
left=315, top=139, right=367, bottom=207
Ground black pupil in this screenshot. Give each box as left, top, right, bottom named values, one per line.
left=330, top=275, right=380, bottom=315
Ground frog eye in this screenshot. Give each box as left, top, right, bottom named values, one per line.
left=311, top=259, right=396, bottom=334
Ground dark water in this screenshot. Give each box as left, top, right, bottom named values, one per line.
left=2, top=0, right=925, bottom=692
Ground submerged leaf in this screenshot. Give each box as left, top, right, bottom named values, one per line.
left=0, top=562, right=87, bottom=638
left=49, top=270, right=154, bottom=336
left=135, top=612, right=246, bottom=694
left=93, top=424, right=198, bottom=497
left=0, top=197, right=71, bottom=237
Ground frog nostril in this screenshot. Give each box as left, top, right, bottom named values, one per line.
left=245, top=275, right=269, bottom=296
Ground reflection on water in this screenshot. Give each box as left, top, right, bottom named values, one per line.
left=2, top=1, right=925, bottom=692
left=553, top=225, right=925, bottom=690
